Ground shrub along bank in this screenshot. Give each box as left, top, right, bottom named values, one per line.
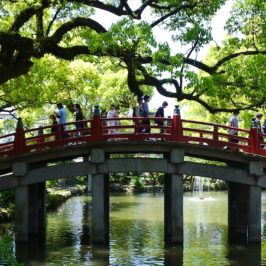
left=0, top=178, right=86, bottom=222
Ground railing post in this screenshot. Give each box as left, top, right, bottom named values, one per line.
left=171, top=105, right=182, bottom=141
left=14, top=118, right=26, bottom=155
left=165, top=116, right=171, bottom=135
left=250, top=127, right=259, bottom=154
left=54, top=124, right=61, bottom=142
left=36, top=127, right=45, bottom=151
left=213, top=125, right=219, bottom=142
left=91, top=105, right=102, bottom=141
left=199, top=132, right=204, bottom=145
left=134, top=119, right=139, bottom=135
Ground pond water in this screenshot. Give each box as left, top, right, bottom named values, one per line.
left=6, top=191, right=266, bottom=265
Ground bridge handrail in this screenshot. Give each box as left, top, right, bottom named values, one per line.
left=0, top=112, right=265, bottom=157
left=0, top=133, right=15, bottom=139
left=181, top=119, right=250, bottom=133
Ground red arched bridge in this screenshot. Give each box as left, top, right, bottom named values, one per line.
left=0, top=109, right=265, bottom=157
left=0, top=107, right=265, bottom=246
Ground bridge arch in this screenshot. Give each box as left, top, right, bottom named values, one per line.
left=0, top=142, right=265, bottom=245
left=1, top=141, right=266, bottom=191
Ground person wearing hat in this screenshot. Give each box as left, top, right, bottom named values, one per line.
left=155, top=101, right=168, bottom=133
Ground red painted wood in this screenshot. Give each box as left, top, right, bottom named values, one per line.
left=13, top=126, right=25, bottom=155
left=0, top=115, right=265, bottom=157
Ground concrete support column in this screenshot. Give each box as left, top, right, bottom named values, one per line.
left=92, top=174, right=109, bottom=243
left=164, top=174, right=183, bottom=244
left=83, top=156, right=92, bottom=193
left=38, top=182, right=46, bottom=232
left=15, top=186, right=29, bottom=242
left=88, top=174, right=92, bottom=193
left=228, top=182, right=261, bottom=243
left=15, top=182, right=46, bottom=242
left=248, top=185, right=261, bottom=242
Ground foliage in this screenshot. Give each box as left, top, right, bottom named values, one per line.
left=0, top=233, right=23, bottom=266
left=0, top=0, right=264, bottom=114
left=0, top=55, right=152, bottom=129
left=46, top=179, right=59, bottom=189
left=0, top=189, right=15, bottom=208
left=181, top=97, right=263, bottom=132
left=130, top=176, right=145, bottom=190
left=110, top=173, right=130, bottom=184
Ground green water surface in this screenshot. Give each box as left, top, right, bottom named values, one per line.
left=11, top=191, right=266, bottom=265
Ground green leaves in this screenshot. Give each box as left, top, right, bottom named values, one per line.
left=0, top=0, right=265, bottom=115
left=0, top=233, right=22, bottom=266
left=225, top=0, right=266, bottom=48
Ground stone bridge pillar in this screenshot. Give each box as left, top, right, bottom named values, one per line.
left=15, top=182, right=46, bottom=242
left=164, top=149, right=184, bottom=244
left=91, top=149, right=109, bottom=243
left=228, top=183, right=261, bottom=243
left=13, top=162, right=46, bottom=242
left=228, top=161, right=262, bottom=244
left=164, top=174, right=183, bottom=244
left=83, top=156, right=92, bottom=192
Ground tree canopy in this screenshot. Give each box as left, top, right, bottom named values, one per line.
left=0, top=0, right=265, bottom=114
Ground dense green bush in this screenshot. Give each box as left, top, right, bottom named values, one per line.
left=131, top=176, right=144, bottom=190
left=46, top=180, right=59, bottom=189
left=0, top=233, right=23, bottom=266
left=0, top=190, right=15, bottom=208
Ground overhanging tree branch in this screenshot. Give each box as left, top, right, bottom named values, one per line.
left=50, top=17, right=107, bottom=43
left=10, top=1, right=50, bottom=32
left=134, top=0, right=159, bottom=19
left=69, top=0, right=128, bottom=16
left=212, top=50, right=266, bottom=71
left=150, top=4, right=196, bottom=28
left=46, top=8, right=62, bottom=36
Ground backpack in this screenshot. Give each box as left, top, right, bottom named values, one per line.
left=154, top=107, right=163, bottom=123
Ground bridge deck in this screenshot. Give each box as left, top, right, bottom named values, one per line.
left=0, top=112, right=266, bottom=170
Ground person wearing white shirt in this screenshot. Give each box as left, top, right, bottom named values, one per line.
left=55, top=103, right=68, bottom=138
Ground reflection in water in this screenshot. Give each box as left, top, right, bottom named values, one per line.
left=164, top=245, right=183, bottom=266
left=227, top=243, right=261, bottom=266
left=15, top=234, right=46, bottom=264
left=1, top=191, right=266, bottom=265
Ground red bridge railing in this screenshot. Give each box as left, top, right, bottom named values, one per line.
left=0, top=112, right=265, bottom=157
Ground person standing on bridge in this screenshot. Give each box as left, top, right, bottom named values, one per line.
left=254, top=113, right=264, bottom=144
left=263, top=116, right=266, bottom=134
left=155, top=101, right=168, bottom=134
left=107, top=104, right=119, bottom=135
left=133, top=97, right=143, bottom=118
left=252, top=113, right=263, bottom=133
left=49, top=114, right=58, bottom=133
left=55, top=103, right=68, bottom=139
left=141, top=95, right=153, bottom=134
left=228, top=110, right=239, bottom=144
left=74, top=103, right=85, bottom=135
left=133, top=97, right=143, bottom=132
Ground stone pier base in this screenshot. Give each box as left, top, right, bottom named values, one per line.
left=91, top=174, right=109, bottom=243
left=15, top=182, right=46, bottom=242
left=228, top=182, right=261, bottom=243
left=164, top=174, right=183, bottom=244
